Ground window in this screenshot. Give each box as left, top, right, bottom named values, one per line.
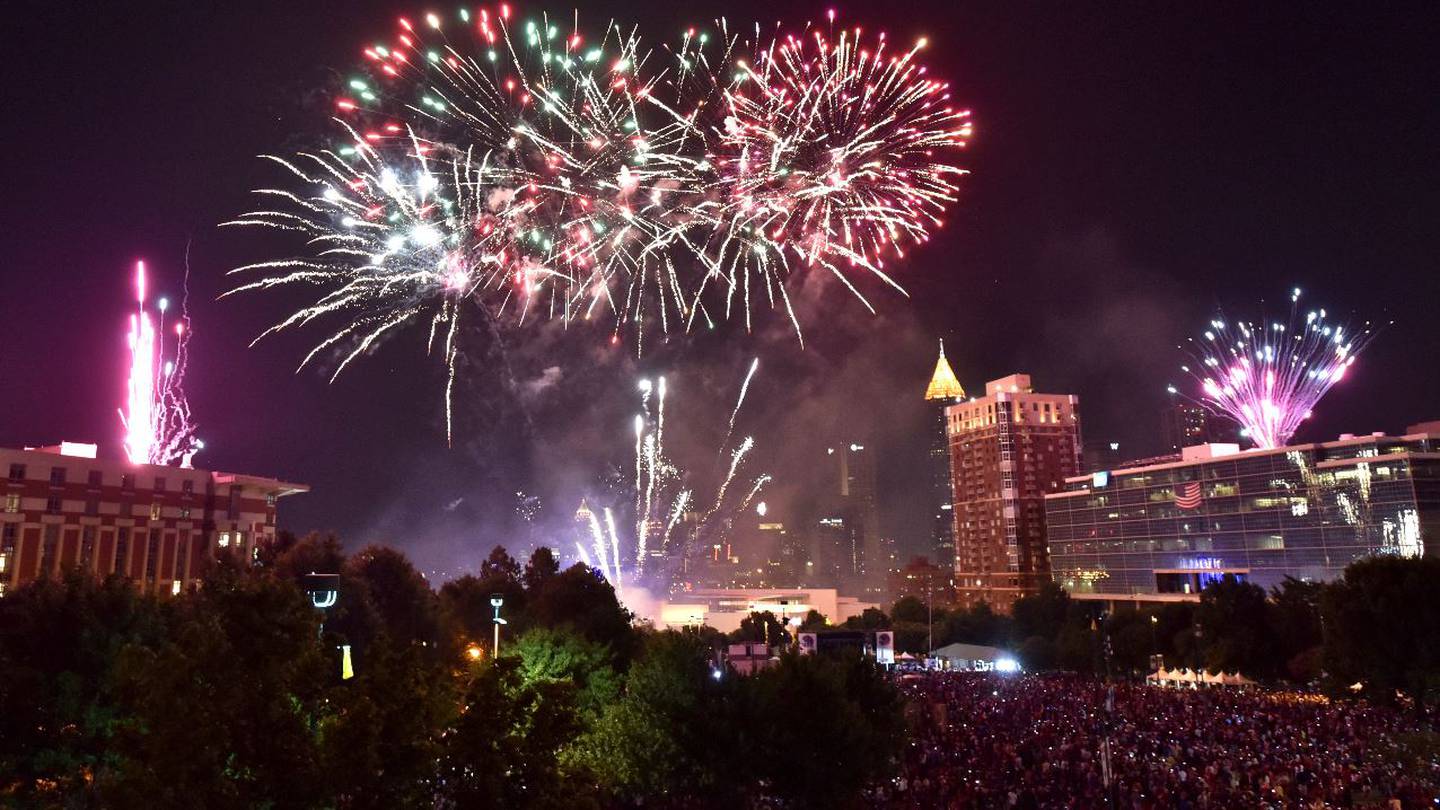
left=46, top=496, right=62, bottom=515
left=81, top=527, right=96, bottom=570
left=179, top=507, right=192, bottom=520
left=41, top=525, right=59, bottom=575
left=149, top=503, right=162, bottom=521
left=121, top=500, right=133, bottom=518
left=0, top=524, right=16, bottom=582
left=7, top=464, right=24, bottom=481
left=154, top=476, right=166, bottom=492
left=227, top=490, right=239, bottom=520
left=121, top=474, right=134, bottom=490
left=218, top=532, right=231, bottom=548
left=115, top=528, right=130, bottom=575
left=145, top=534, right=160, bottom=581
left=182, top=479, right=195, bottom=495
left=87, top=470, right=102, bottom=487
left=4, top=494, right=18, bottom=513
left=266, top=493, right=277, bottom=507
left=49, top=467, right=66, bottom=485
left=84, top=498, right=99, bottom=516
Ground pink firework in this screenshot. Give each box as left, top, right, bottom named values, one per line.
left=120, top=261, right=202, bottom=467
left=1174, top=288, right=1382, bottom=449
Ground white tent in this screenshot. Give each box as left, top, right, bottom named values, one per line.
left=1147, top=666, right=1256, bottom=687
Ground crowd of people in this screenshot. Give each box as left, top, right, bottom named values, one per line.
left=873, top=672, right=1439, bottom=809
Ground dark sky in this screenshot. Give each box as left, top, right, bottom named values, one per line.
left=3, top=1, right=1438, bottom=576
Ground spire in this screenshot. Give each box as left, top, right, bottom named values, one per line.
left=924, top=339, right=966, bottom=401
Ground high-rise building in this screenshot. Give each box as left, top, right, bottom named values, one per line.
left=0, top=443, right=306, bottom=597
left=1045, top=426, right=1440, bottom=607
left=821, top=442, right=881, bottom=590
left=924, top=341, right=966, bottom=569
left=1160, top=400, right=1242, bottom=454
left=946, top=374, right=1082, bottom=611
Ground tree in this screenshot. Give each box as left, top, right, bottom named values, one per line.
left=940, top=602, right=1011, bottom=647
left=1269, top=576, right=1324, bottom=682
left=1011, top=582, right=1071, bottom=642
left=102, top=564, right=329, bottom=808
left=523, top=546, right=561, bottom=592
left=0, top=573, right=165, bottom=804
left=843, top=606, right=891, bottom=631
left=569, top=630, right=732, bottom=801
left=480, top=545, right=522, bottom=583
left=798, top=609, right=829, bottom=632
left=891, top=595, right=928, bottom=624
left=745, top=652, right=905, bottom=809
left=729, top=610, right=791, bottom=646
left=346, top=546, right=440, bottom=649
left=510, top=627, right=622, bottom=719
left=1195, top=574, right=1279, bottom=678
left=527, top=564, right=635, bottom=658
left=1323, top=556, right=1440, bottom=712
left=438, top=657, right=590, bottom=808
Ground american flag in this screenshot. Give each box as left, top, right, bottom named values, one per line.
left=1175, top=481, right=1203, bottom=510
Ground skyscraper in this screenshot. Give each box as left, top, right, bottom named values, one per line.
left=1160, top=400, right=1242, bottom=454
left=947, top=374, right=1081, bottom=611
left=819, top=441, right=881, bottom=591
left=924, top=341, right=967, bottom=568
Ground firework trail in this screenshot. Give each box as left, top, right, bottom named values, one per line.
left=228, top=8, right=971, bottom=440
left=721, top=356, right=759, bottom=451
left=120, top=261, right=203, bottom=467
left=581, top=364, right=769, bottom=589
left=1172, top=288, right=1382, bottom=449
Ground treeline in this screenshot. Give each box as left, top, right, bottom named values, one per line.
left=0, top=533, right=904, bottom=809
left=864, top=557, right=1440, bottom=709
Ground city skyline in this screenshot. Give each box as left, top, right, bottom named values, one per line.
left=1, top=2, right=1436, bottom=579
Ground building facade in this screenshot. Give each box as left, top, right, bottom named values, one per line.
left=818, top=442, right=881, bottom=591
left=0, top=444, right=306, bottom=597
left=1045, top=429, right=1440, bottom=605
left=946, top=374, right=1082, bottom=611
left=925, top=342, right=966, bottom=569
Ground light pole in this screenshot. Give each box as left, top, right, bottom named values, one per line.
left=490, top=594, right=507, bottom=658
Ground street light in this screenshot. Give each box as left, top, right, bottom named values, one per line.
left=465, top=644, right=484, bottom=662
left=490, top=594, right=507, bottom=657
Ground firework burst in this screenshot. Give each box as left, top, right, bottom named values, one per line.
left=1172, top=288, right=1382, bottom=449
left=228, top=8, right=971, bottom=439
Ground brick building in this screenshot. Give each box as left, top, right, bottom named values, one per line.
left=946, top=374, right=1081, bottom=611
left=0, top=443, right=306, bottom=597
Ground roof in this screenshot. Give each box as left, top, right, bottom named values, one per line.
left=931, top=642, right=1008, bottom=660
left=924, top=340, right=967, bottom=401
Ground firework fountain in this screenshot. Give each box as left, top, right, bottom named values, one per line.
left=1172, top=288, right=1381, bottom=449
left=225, top=8, right=972, bottom=440
left=120, top=261, right=202, bottom=467
left=576, top=362, right=769, bottom=592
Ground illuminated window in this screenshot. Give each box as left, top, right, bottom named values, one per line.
left=4, top=494, right=18, bottom=513
left=179, top=507, right=191, bottom=520
left=218, top=532, right=231, bottom=548
left=266, top=494, right=277, bottom=507
left=149, top=503, right=162, bottom=521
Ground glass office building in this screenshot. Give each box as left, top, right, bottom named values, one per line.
left=1044, top=429, right=1440, bottom=603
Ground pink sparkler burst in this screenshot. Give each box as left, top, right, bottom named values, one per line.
left=119, top=261, right=203, bottom=467
left=1174, top=288, right=1383, bottom=449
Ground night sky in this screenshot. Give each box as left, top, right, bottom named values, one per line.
left=3, top=1, right=1438, bottom=576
